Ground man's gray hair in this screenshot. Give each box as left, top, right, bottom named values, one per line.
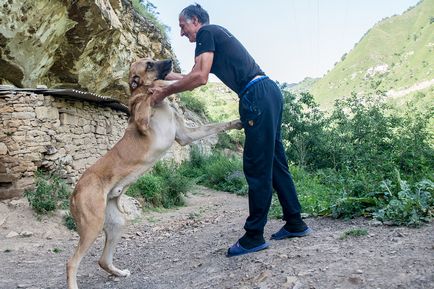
left=180, top=4, right=210, bottom=24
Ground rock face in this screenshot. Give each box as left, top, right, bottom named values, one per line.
left=0, top=0, right=179, bottom=103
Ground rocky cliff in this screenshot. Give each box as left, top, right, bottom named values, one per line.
left=0, top=0, right=179, bottom=103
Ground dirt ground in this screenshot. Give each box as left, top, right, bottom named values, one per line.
left=0, top=187, right=433, bottom=289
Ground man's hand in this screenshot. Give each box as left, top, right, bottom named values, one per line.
left=148, top=86, right=167, bottom=106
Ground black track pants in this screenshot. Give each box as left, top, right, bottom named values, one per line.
left=239, top=78, right=302, bottom=237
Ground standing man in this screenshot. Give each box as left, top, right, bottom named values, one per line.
left=150, top=4, right=311, bottom=257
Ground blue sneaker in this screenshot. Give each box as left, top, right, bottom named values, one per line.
left=270, top=227, right=312, bottom=240
left=227, top=241, right=270, bottom=257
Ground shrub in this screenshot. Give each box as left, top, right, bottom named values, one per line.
left=126, top=161, right=192, bottom=209
left=278, top=85, right=434, bottom=225
left=179, top=92, right=208, bottom=116
left=24, top=170, right=71, bottom=214
left=180, top=147, right=247, bottom=195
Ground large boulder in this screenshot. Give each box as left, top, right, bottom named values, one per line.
left=0, top=0, right=179, bottom=103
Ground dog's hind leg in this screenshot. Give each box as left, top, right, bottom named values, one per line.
left=67, top=188, right=106, bottom=289
left=98, top=197, right=131, bottom=277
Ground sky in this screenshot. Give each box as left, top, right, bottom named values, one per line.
left=149, top=0, right=420, bottom=84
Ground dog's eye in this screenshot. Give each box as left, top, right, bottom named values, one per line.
left=146, top=62, right=154, bottom=69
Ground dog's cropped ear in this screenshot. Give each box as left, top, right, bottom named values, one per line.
left=133, top=97, right=152, bottom=135
left=129, top=75, right=141, bottom=91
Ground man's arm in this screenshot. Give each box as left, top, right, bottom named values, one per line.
left=165, top=72, right=184, bottom=81
left=149, top=52, right=214, bottom=104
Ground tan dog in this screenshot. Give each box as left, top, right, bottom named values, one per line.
left=66, top=58, right=242, bottom=289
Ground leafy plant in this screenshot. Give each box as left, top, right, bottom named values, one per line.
left=126, top=161, right=191, bottom=209
left=24, top=170, right=71, bottom=214
left=373, top=179, right=433, bottom=227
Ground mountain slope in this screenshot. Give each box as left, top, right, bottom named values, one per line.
left=310, top=0, right=434, bottom=109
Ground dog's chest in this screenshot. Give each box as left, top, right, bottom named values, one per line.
left=148, top=105, right=177, bottom=151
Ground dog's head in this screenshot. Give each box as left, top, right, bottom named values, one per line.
left=129, top=58, right=172, bottom=92
left=128, top=58, right=172, bottom=135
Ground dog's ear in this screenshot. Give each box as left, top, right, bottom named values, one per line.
left=129, top=75, right=141, bottom=91
left=133, top=96, right=152, bottom=135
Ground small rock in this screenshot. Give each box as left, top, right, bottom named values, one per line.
left=356, top=269, right=363, bottom=274
left=284, top=276, right=298, bottom=285
left=369, top=220, right=383, bottom=227
left=6, top=231, right=19, bottom=238
left=136, top=231, right=143, bottom=236
left=254, top=270, right=271, bottom=283
left=293, top=281, right=305, bottom=289
left=20, top=231, right=33, bottom=237
left=9, top=199, right=27, bottom=207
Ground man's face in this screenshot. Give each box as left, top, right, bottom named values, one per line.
left=179, top=15, right=201, bottom=42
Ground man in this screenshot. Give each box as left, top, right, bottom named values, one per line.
left=150, top=4, right=311, bottom=257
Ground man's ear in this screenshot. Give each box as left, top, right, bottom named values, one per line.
left=192, top=16, right=200, bottom=26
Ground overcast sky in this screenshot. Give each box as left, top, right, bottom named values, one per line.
left=150, top=0, right=420, bottom=83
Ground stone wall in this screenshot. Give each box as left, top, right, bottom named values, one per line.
left=0, top=91, right=212, bottom=200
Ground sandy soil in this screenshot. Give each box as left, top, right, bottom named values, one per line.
left=0, top=187, right=433, bottom=289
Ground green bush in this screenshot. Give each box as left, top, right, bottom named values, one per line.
left=126, top=161, right=192, bottom=209
left=179, top=92, right=208, bottom=117
left=179, top=147, right=247, bottom=195
left=278, top=86, right=433, bottom=225
left=24, top=170, right=71, bottom=214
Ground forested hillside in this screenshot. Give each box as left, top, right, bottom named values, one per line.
left=310, top=0, right=434, bottom=109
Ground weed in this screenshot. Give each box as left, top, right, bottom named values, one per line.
left=24, top=170, right=71, bottom=214
left=340, top=228, right=369, bottom=239
left=64, top=213, right=77, bottom=231
left=52, top=248, right=62, bottom=253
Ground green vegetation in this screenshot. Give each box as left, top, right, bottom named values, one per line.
left=339, top=228, right=369, bottom=240
left=126, top=162, right=191, bottom=208
left=24, top=170, right=71, bottom=214
left=310, top=0, right=434, bottom=109
left=179, top=91, right=208, bottom=117
left=179, top=146, right=247, bottom=195
left=64, top=213, right=77, bottom=231
left=131, top=0, right=169, bottom=37
left=277, top=87, right=433, bottom=226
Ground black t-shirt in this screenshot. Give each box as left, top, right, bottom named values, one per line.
left=195, top=24, right=264, bottom=94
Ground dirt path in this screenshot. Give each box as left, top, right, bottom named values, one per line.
left=1, top=187, right=433, bottom=289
